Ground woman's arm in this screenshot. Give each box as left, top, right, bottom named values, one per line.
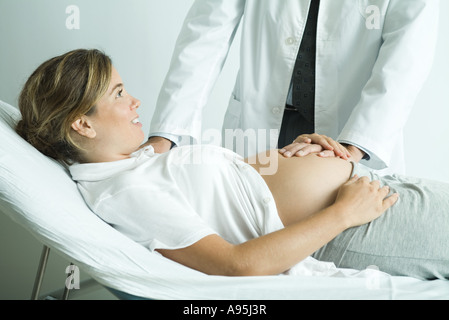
left=157, top=176, right=399, bottom=276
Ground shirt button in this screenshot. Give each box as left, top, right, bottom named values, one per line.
left=285, top=37, right=298, bottom=45
left=263, top=197, right=272, bottom=205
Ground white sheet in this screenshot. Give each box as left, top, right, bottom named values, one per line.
left=1, top=99, right=448, bottom=300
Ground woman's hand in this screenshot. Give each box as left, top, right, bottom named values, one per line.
left=334, top=175, right=399, bottom=229
left=279, top=134, right=351, bottom=160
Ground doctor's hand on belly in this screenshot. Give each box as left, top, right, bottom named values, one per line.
left=279, top=133, right=364, bottom=162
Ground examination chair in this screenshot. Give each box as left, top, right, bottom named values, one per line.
left=1, top=99, right=448, bottom=300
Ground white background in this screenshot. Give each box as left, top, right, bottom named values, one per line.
left=0, top=0, right=448, bottom=299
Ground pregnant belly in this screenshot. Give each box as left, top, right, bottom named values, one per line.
left=247, top=151, right=353, bottom=226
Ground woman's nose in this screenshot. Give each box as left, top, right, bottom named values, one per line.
left=131, top=96, right=141, bottom=110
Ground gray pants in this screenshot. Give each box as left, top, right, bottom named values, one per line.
left=312, top=163, right=449, bottom=280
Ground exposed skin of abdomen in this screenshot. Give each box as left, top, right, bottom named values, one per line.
left=247, top=151, right=353, bottom=227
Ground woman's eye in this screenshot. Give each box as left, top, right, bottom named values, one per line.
left=117, top=89, right=124, bottom=98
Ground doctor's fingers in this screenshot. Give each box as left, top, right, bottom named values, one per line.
left=280, top=143, right=324, bottom=158
left=295, top=134, right=349, bottom=159
left=317, top=150, right=337, bottom=158
left=293, top=135, right=312, bottom=144
left=279, top=142, right=310, bottom=157
left=317, top=138, right=350, bottom=160
left=319, top=137, right=351, bottom=160
left=294, top=134, right=332, bottom=149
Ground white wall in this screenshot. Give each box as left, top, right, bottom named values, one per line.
left=0, top=0, right=448, bottom=299
left=0, top=0, right=201, bottom=300
left=404, top=0, right=449, bottom=182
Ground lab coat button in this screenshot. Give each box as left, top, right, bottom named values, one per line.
left=285, top=37, right=297, bottom=45
left=272, top=107, right=282, bottom=114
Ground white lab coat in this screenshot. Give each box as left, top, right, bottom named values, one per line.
left=150, top=0, right=439, bottom=174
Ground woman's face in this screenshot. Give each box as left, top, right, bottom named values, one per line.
left=84, top=66, right=145, bottom=161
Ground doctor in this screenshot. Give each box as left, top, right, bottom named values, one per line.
left=148, top=0, right=439, bottom=174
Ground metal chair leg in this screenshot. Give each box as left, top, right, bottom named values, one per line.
left=31, top=245, right=51, bottom=300
left=30, top=245, right=101, bottom=300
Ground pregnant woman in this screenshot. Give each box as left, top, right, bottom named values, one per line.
left=16, top=49, right=449, bottom=280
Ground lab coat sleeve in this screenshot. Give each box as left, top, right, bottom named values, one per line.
left=338, top=0, right=440, bottom=170
left=150, top=0, right=245, bottom=145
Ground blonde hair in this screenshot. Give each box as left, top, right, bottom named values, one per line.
left=16, top=49, right=112, bottom=165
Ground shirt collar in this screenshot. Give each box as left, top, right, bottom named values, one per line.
left=69, top=146, right=155, bottom=182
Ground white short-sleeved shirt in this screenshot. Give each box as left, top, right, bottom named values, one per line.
left=69, top=145, right=284, bottom=251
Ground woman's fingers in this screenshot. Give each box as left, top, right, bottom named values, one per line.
left=346, top=174, right=359, bottom=185
left=385, top=193, right=400, bottom=209
left=359, top=178, right=400, bottom=211
left=379, top=184, right=390, bottom=197
left=336, top=176, right=399, bottom=228
left=383, top=191, right=400, bottom=211
left=370, top=179, right=381, bottom=189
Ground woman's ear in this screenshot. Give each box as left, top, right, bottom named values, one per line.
left=71, top=116, right=97, bottom=139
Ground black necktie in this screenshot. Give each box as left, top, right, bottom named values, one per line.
left=292, top=0, right=320, bottom=125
